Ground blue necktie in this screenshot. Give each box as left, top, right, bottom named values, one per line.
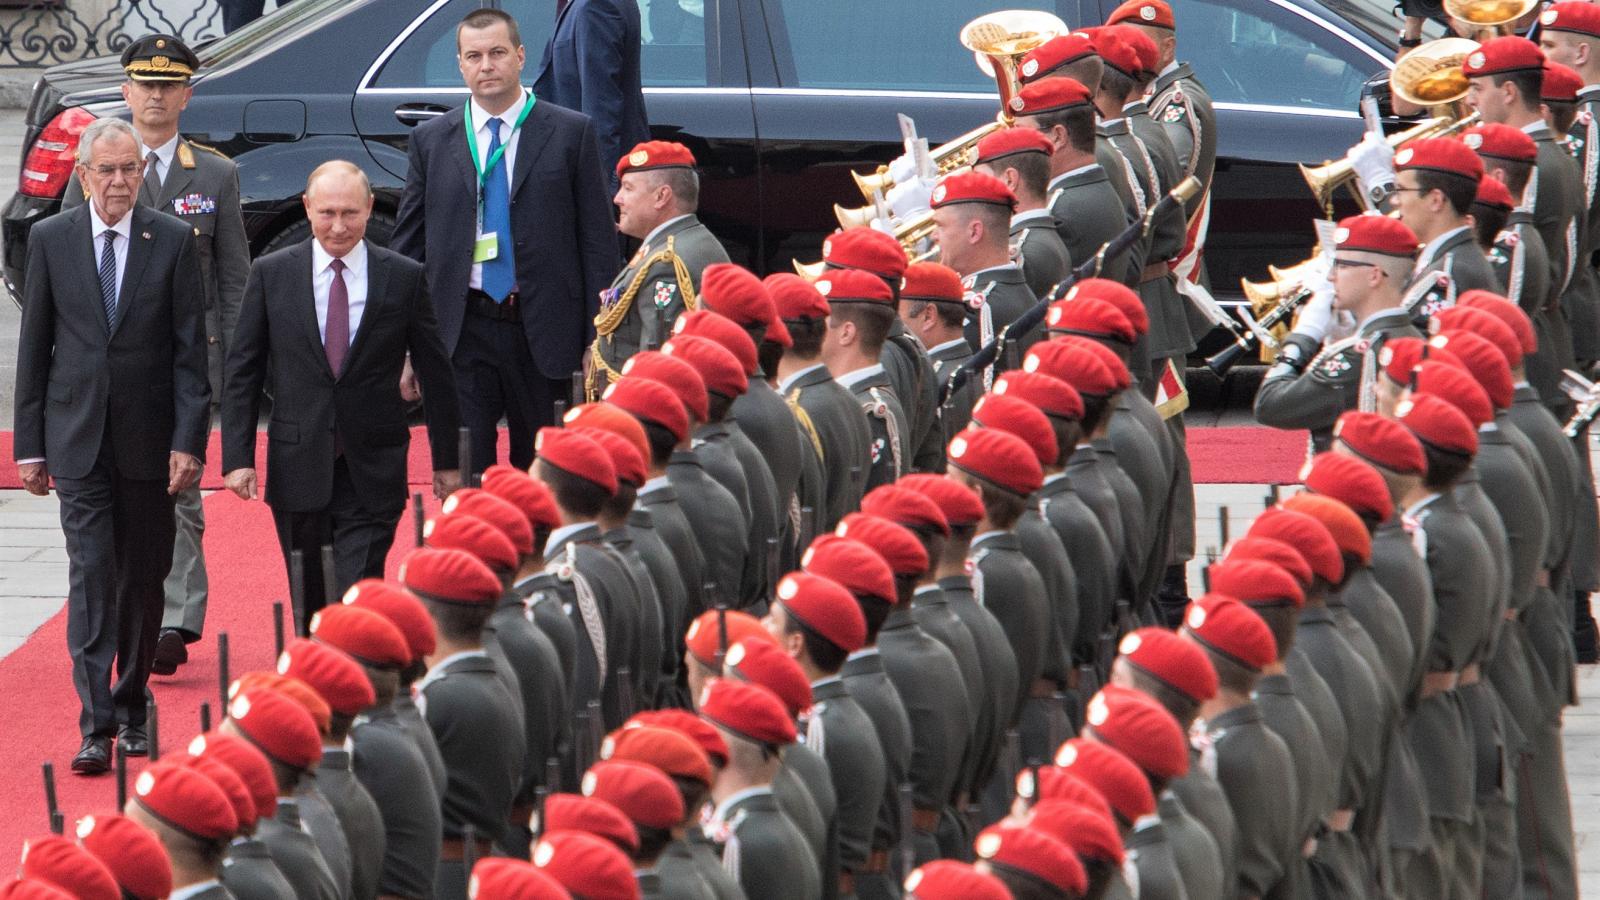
left=98, top=230, right=118, bottom=326
left=480, top=116, right=516, bottom=302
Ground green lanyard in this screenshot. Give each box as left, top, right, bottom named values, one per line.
left=464, top=89, right=536, bottom=191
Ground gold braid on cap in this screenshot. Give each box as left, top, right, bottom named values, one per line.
left=587, top=234, right=698, bottom=400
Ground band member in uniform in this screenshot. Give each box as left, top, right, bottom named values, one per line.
left=971, top=128, right=1071, bottom=300
left=929, top=170, right=1037, bottom=373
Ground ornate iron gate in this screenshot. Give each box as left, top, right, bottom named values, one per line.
left=0, top=0, right=225, bottom=67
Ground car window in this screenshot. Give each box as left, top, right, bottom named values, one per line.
left=768, top=0, right=1073, bottom=91
left=200, top=0, right=351, bottom=67
left=1178, top=0, right=1377, bottom=110
left=370, top=0, right=707, bottom=88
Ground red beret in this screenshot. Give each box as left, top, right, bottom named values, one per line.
left=837, top=512, right=930, bottom=576
left=401, top=546, right=504, bottom=606
left=426, top=512, right=520, bottom=573
left=604, top=376, right=690, bottom=443
left=1333, top=410, right=1428, bottom=475
left=814, top=267, right=896, bottom=306
left=1107, top=23, right=1160, bottom=75
left=1012, top=76, right=1094, bottom=117
left=615, top=140, right=693, bottom=177
left=1464, top=35, right=1545, bottom=78
left=1300, top=452, right=1393, bottom=524
left=974, top=127, right=1056, bottom=167
left=903, top=861, right=1013, bottom=900
left=1181, top=593, right=1278, bottom=671
left=803, top=534, right=898, bottom=606
left=602, top=723, right=714, bottom=786
left=1016, top=766, right=1114, bottom=818
left=1541, top=1, right=1600, bottom=36
left=1084, top=684, right=1189, bottom=780
left=1225, top=536, right=1313, bottom=588
left=542, top=793, right=638, bottom=851
left=1019, top=33, right=1096, bottom=84
left=1087, top=27, right=1141, bottom=77
left=930, top=170, right=1017, bottom=211
left=181, top=754, right=257, bottom=832
left=970, top=392, right=1059, bottom=467
left=1380, top=335, right=1462, bottom=386
left=73, top=814, right=171, bottom=900
left=1053, top=737, right=1155, bottom=824
left=1431, top=323, right=1518, bottom=401
left=1107, top=0, right=1175, bottom=29
left=573, top=426, right=648, bottom=487
left=992, top=370, right=1085, bottom=422
left=440, top=488, right=535, bottom=557
left=1457, top=290, right=1536, bottom=355
left=1249, top=507, right=1344, bottom=584
left=278, top=637, right=376, bottom=717
left=900, top=262, right=966, bottom=306
left=532, top=831, right=641, bottom=900
left=660, top=333, right=748, bottom=398
left=1397, top=388, right=1481, bottom=456
left=1463, top=123, right=1537, bottom=162
left=683, top=608, right=772, bottom=670
left=821, top=227, right=908, bottom=281
left=233, top=671, right=331, bottom=735
left=0, top=883, right=72, bottom=900
left=725, top=636, right=813, bottom=716
left=19, top=836, right=118, bottom=900
left=625, top=709, right=729, bottom=767
left=898, top=473, right=986, bottom=526
left=536, top=427, right=620, bottom=495
left=1117, top=626, right=1219, bottom=702
left=1474, top=176, right=1516, bottom=211
left=974, top=825, right=1087, bottom=896
left=1544, top=63, right=1583, bottom=102
left=1047, top=296, right=1137, bottom=344
left=674, top=309, right=760, bottom=376
left=948, top=426, right=1044, bottom=496
left=1064, top=278, right=1149, bottom=334
left=1334, top=214, right=1420, bottom=257
left=1023, top=338, right=1121, bottom=396
left=1055, top=339, right=1130, bottom=394
left=1207, top=557, right=1306, bottom=608
left=227, top=685, right=324, bottom=769
left=861, top=484, right=951, bottom=537
left=701, top=264, right=791, bottom=348
left=563, top=403, right=652, bottom=471
left=1282, top=493, right=1373, bottom=566
left=482, top=465, right=562, bottom=533
left=779, top=567, right=870, bottom=652
left=133, top=760, right=239, bottom=841
left=1393, top=137, right=1483, bottom=182
left=765, top=272, right=831, bottom=321
left=583, top=759, right=686, bottom=830
left=620, top=351, right=710, bottom=422
left=186, top=731, right=278, bottom=820
left=469, top=858, right=573, bottom=900
left=343, top=579, right=435, bottom=662
left=1024, top=799, right=1126, bottom=865
left=1412, top=357, right=1495, bottom=424
left=698, top=678, right=797, bottom=746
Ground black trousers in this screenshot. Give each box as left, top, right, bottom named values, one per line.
left=55, top=442, right=175, bottom=738
left=453, top=304, right=567, bottom=477
left=272, top=456, right=399, bottom=635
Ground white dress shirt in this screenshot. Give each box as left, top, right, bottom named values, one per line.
left=312, top=239, right=369, bottom=346
left=468, top=90, right=528, bottom=291
left=168, top=882, right=223, bottom=900
left=140, top=132, right=179, bottom=191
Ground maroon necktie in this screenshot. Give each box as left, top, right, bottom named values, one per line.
left=325, top=257, right=349, bottom=376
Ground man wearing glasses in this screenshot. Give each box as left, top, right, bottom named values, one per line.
left=1254, top=214, right=1425, bottom=451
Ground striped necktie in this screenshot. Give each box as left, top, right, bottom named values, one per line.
left=98, top=230, right=118, bottom=326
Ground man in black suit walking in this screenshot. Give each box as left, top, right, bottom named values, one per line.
left=13, top=116, right=210, bottom=774
left=393, top=7, right=619, bottom=477
left=222, top=160, right=460, bottom=635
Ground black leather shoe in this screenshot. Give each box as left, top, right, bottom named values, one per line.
left=117, top=726, right=149, bottom=758
left=151, top=628, right=188, bottom=676
left=71, top=736, right=112, bottom=775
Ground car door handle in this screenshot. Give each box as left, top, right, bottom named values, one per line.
left=394, top=103, right=450, bottom=126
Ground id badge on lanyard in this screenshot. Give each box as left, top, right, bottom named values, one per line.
left=466, top=89, right=535, bottom=263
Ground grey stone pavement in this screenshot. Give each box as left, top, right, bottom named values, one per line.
left=0, top=102, right=1596, bottom=889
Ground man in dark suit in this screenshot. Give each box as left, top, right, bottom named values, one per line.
left=393, top=7, right=619, bottom=478
left=533, top=0, right=651, bottom=187
left=222, top=160, right=460, bottom=635
left=13, top=116, right=209, bottom=774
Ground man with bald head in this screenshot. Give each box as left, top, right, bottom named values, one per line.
left=223, top=160, right=462, bottom=634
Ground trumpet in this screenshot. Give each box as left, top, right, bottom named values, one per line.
left=793, top=210, right=939, bottom=279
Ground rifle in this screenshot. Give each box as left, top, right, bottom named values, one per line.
left=289, top=549, right=307, bottom=637
left=1561, top=368, right=1600, bottom=438
left=42, top=763, right=61, bottom=835
left=941, top=176, right=1202, bottom=404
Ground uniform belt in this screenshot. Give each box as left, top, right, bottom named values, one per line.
left=1459, top=663, right=1481, bottom=686
left=466, top=289, right=521, bottom=321
left=1139, top=261, right=1174, bottom=283
left=439, top=836, right=495, bottom=862
left=1420, top=670, right=1459, bottom=698
left=912, top=807, right=942, bottom=833
left=1028, top=678, right=1062, bottom=699
left=1326, top=809, right=1356, bottom=832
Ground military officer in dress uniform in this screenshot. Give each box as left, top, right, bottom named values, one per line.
left=897, top=263, right=979, bottom=443
left=929, top=170, right=1038, bottom=375
left=590, top=141, right=730, bottom=398
left=972, top=128, right=1071, bottom=301
left=62, top=35, right=251, bottom=677
left=123, top=760, right=242, bottom=900
left=817, top=271, right=911, bottom=491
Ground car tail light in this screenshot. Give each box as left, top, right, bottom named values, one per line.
left=19, top=106, right=96, bottom=199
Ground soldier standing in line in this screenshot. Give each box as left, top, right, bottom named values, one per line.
left=971, top=128, right=1071, bottom=302
left=930, top=171, right=1038, bottom=376
left=817, top=270, right=912, bottom=491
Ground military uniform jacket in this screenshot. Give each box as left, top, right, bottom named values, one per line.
left=1097, top=137, right=1144, bottom=270
left=64, top=136, right=249, bottom=400
left=1103, top=118, right=1191, bottom=359
left=417, top=651, right=527, bottom=844
left=1255, top=308, right=1420, bottom=448
left=881, top=319, right=942, bottom=475
left=733, top=379, right=806, bottom=550
left=782, top=741, right=840, bottom=886
left=657, top=838, right=747, bottom=900
left=1108, top=394, right=1174, bottom=608
left=638, top=866, right=717, bottom=900
left=1127, top=814, right=1194, bottom=900
left=636, top=477, right=710, bottom=628
left=393, top=693, right=449, bottom=802
left=1526, top=123, right=1584, bottom=298
left=1368, top=520, right=1435, bottom=702
left=516, top=571, right=580, bottom=682
left=629, top=506, right=691, bottom=704
left=1200, top=703, right=1299, bottom=900
left=907, top=584, right=987, bottom=791
left=1296, top=608, right=1385, bottom=815
left=840, top=648, right=914, bottom=856
left=1064, top=445, right=1127, bottom=584
left=1406, top=225, right=1503, bottom=320
left=313, top=749, right=386, bottom=900
left=1331, top=568, right=1413, bottom=710
left=934, top=575, right=1018, bottom=796
left=593, top=215, right=729, bottom=384
left=1159, top=794, right=1224, bottom=900
left=488, top=593, right=570, bottom=795
left=1254, top=673, right=1335, bottom=859
left=783, top=363, right=873, bottom=530
left=878, top=606, right=974, bottom=813
left=1147, top=63, right=1218, bottom=218
left=1050, top=164, right=1131, bottom=287
left=1096, top=440, right=1149, bottom=614
left=723, top=419, right=784, bottom=609
left=692, top=421, right=755, bottom=542
left=221, top=838, right=295, bottom=900
left=962, top=264, right=1038, bottom=374
left=1038, top=472, right=1118, bottom=660
left=257, top=801, right=341, bottom=900
left=1016, top=509, right=1079, bottom=687
left=666, top=450, right=750, bottom=612
left=292, top=784, right=352, bottom=900
left=1168, top=752, right=1239, bottom=900
left=928, top=338, right=979, bottom=444
left=804, top=676, right=888, bottom=874
left=1284, top=649, right=1349, bottom=817
left=840, top=365, right=909, bottom=492
left=604, top=524, right=665, bottom=707
left=709, top=787, right=823, bottom=900
left=1011, top=210, right=1070, bottom=300
left=351, top=704, right=443, bottom=900
left=773, top=756, right=830, bottom=870
left=543, top=525, right=643, bottom=730
left=969, top=531, right=1050, bottom=719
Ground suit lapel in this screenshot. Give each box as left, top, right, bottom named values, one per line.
left=112, top=208, right=155, bottom=337
left=451, top=107, right=480, bottom=200
left=69, top=208, right=112, bottom=334
left=296, top=241, right=335, bottom=379
left=342, top=241, right=387, bottom=379
left=511, top=99, right=555, bottom=198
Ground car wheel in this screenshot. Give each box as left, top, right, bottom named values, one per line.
left=260, top=209, right=398, bottom=255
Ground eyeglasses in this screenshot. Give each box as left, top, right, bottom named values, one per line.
left=87, top=163, right=141, bottom=179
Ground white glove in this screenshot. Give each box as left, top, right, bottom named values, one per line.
left=1292, top=275, right=1337, bottom=344
left=1349, top=133, right=1396, bottom=204
left=886, top=178, right=934, bottom=220
left=886, top=152, right=919, bottom=187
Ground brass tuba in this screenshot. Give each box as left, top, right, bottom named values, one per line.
left=1443, top=0, right=1540, bottom=37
